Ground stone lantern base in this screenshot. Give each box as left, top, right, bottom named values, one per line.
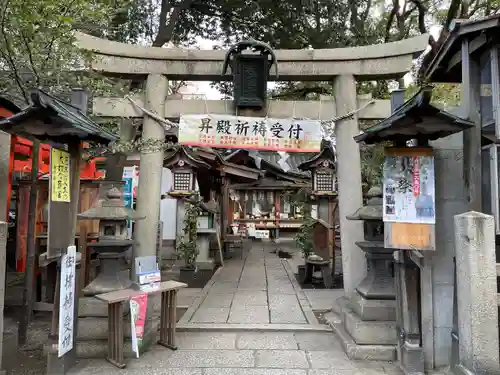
left=76, top=296, right=161, bottom=359
left=330, top=241, right=397, bottom=361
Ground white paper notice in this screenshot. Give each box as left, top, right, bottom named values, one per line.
left=58, top=245, right=77, bottom=357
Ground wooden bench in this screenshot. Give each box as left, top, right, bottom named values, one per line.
left=95, top=280, right=187, bottom=369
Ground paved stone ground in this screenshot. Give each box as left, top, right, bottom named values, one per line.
left=67, top=245, right=406, bottom=374
left=70, top=331, right=403, bottom=374
left=187, top=245, right=310, bottom=325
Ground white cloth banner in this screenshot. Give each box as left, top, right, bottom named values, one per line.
left=179, top=114, right=321, bottom=152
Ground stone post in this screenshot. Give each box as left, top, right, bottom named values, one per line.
left=134, top=74, right=168, bottom=276
left=0, top=222, right=6, bottom=374
left=454, top=211, right=499, bottom=374
left=333, top=75, right=366, bottom=296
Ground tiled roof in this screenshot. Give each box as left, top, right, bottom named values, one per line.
left=0, top=90, right=117, bottom=144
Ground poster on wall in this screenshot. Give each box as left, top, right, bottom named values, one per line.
left=383, top=154, right=436, bottom=224
left=179, top=114, right=321, bottom=152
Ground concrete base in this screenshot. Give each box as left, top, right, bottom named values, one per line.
left=77, top=320, right=159, bottom=359
left=349, top=291, right=396, bottom=321
left=400, top=341, right=425, bottom=375
left=342, top=306, right=397, bottom=345
left=77, top=296, right=160, bottom=359
left=326, top=311, right=396, bottom=361
left=330, top=295, right=397, bottom=361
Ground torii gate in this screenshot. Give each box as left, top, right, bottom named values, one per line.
left=76, top=33, right=429, bottom=295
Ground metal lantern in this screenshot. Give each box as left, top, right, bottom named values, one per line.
left=312, top=160, right=337, bottom=194
left=222, top=39, right=278, bottom=110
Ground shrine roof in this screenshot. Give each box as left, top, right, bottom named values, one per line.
left=230, top=177, right=309, bottom=190
left=224, top=149, right=313, bottom=176
left=422, top=14, right=500, bottom=83
left=354, top=87, right=474, bottom=145
left=0, top=90, right=117, bottom=144
left=298, top=140, right=336, bottom=171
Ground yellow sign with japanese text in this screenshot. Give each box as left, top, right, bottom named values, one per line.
left=50, top=148, right=71, bottom=202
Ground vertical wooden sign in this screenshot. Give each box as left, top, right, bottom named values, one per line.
left=383, top=147, right=436, bottom=251
left=47, top=147, right=72, bottom=259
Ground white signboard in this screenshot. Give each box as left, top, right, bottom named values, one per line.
left=383, top=155, right=436, bottom=224
left=254, top=230, right=270, bottom=239
left=58, top=245, right=77, bottom=357
left=179, top=114, right=321, bottom=152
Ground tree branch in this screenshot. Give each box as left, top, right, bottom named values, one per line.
left=444, top=0, right=462, bottom=31
left=385, top=0, right=399, bottom=43
left=409, top=0, right=427, bottom=34
left=153, top=0, right=195, bottom=47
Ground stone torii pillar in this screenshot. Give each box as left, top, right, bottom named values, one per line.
left=333, top=75, right=366, bottom=296
left=133, top=74, right=168, bottom=274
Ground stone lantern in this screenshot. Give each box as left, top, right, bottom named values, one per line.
left=331, top=186, right=397, bottom=361
left=77, top=186, right=145, bottom=295
left=346, top=186, right=395, bottom=301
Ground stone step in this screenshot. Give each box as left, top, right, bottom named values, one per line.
left=176, top=323, right=332, bottom=333
left=324, top=310, right=396, bottom=361
left=342, top=307, right=397, bottom=345
left=497, top=263, right=500, bottom=276
left=77, top=320, right=159, bottom=359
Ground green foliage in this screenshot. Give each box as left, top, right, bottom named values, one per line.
left=0, top=0, right=128, bottom=106
left=288, top=188, right=315, bottom=259
left=294, top=214, right=315, bottom=259
left=176, top=201, right=200, bottom=269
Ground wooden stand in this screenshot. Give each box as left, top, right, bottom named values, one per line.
left=95, top=281, right=187, bottom=369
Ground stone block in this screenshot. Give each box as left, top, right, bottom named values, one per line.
left=228, top=305, right=269, bottom=324
left=190, top=307, right=229, bottom=323
left=270, top=307, right=307, bottom=324
left=294, top=332, right=342, bottom=351
left=343, top=307, right=397, bottom=345
left=78, top=317, right=131, bottom=340
left=400, top=341, right=425, bottom=375
left=330, top=318, right=396, bottom=361
left=255, top=350, right=309, bottom=368
left=348, top=292, right=396, bottom=321
left=77, top=320, right=158, bottom=359
left=78, top=297, right=129, bottom=318
left=202, top=293, right=234, bottom=308
left=233, top=291, right=268, bottom=306
left=175, top=332, right=236, bottom=349
left=237, top=332, right=298, bottom=350
left=204, top=370, right=306, bottom=375
left=161, top=350, right=254, bottom=368
left=306, top=351, right=356, bottom=369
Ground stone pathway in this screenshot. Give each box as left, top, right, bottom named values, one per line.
left=70, top=331, right=403, bottom=374
left=68, top=244, right=406, bottom=374
left=180, top=245, right=318, bottom=326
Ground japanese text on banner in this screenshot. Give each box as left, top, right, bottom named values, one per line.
left=51, top=148, right=71, bottom=202
left=178, top=114, right=322, bottom=152
left=58, top=245, right=77, bottom=357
